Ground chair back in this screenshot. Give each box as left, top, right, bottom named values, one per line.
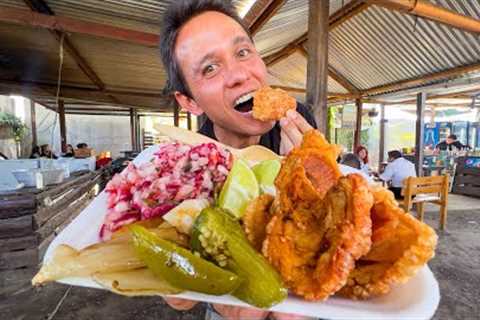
left=402, top=175, right=449, bottom=212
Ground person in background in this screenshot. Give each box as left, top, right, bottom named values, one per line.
left=340, top=153, right=361, bottom=170
left=63, top=144, right=74, bottom=157
left=40, top=144, right=58, bottom=159
left=76, top=143, right=88, bottom=149
left=435, top=134, right=470, bottom=151
left=379, top=150, right=416, bottom=199
left=355, top=145, right=370, bottom=175
left=30, top=146, right=41, bottom=159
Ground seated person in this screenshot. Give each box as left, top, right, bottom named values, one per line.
left=436, top=134, right=470, bottom=151
left=30, top=146, right=41, bottom=159
left=379, top=150, right=416, bottom=199
left=76, top=143, right=88, bottom=149
left=63, top=144, right=75, bottom=157
left=40, top=144, right=58, bottom=159
left=355, top=145, right=370, bottom=175
left=340, top=153, right=361, bottom=170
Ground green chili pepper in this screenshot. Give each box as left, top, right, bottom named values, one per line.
left=191, top=207, right=287, bottom=308
left=129, top=225, right=241, bottom=295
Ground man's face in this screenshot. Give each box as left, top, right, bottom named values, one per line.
left=174, top=11, right=274, bottom=136
left=446, top=137, right=454, bottom=144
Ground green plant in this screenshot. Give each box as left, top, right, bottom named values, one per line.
left=0, top=112, right=27, bottom=141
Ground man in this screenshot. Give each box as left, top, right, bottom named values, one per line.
left=379, top=150, right=417, bottom=199
left=159, top=1, right=315, bottom=319
left=435, top=134, right=469, bottom=151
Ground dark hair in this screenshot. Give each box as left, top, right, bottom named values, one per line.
left=160, top=0, right=250, bottom=97
left=387, top=150, right=402, bottom=160
left=77, top=143, right=88, bottom=149
left=447, top=134, right=457, bottom=140
left=341, top=153, right=361, bottom=170
left=354, top=145, right=369, bottom=164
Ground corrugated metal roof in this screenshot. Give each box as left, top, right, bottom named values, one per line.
left=329, top=3, right=480, bottom=91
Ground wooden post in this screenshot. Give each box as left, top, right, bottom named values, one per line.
left=379, top=104, right=386, bottom=166
left=135, top=114, right=141, bottom=150
left=129, top=108, right=136, bottom=150
left=30, top=99, right=37, bottom=148
left=173, top=103, right=180, bottom=127
left=415, top=92, right=426, bottom=177
left=306, top=0, right=329, bottom=136
left=353, top=98, right=362, bottom=151
left=58, top=99, right=67, bottom=153
left=187, top=112, right=192, bottom=131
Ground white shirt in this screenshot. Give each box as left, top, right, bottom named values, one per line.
left=360, top=162, right=370, bottom=176
left=339, top=164, right=373, bottom=184
left=380, top=157, right=417, bottom=188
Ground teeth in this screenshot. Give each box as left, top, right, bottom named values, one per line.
left=234, top=92, right=254, bottom=106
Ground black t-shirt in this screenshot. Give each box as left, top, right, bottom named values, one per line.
left=436, top=140, right=468, bottom=151
left=197, top=102, right=317, bottom=154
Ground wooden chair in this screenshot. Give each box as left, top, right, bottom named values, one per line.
left=401, top=175, right=449, bottom=230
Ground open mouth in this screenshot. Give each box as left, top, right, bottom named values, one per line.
left=234, top=92, right=254, bottom=113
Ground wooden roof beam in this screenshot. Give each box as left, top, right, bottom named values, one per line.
left=244, top=0, right=287, bottom=36
left=0, top=6, right=159, bottom=47
left=362, top=62, right=480, bottom=96
left=367, top=0, right=480, bottom=34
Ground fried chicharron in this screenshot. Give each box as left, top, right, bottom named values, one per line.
left=252, top=86, right=297, bottom=121
left=262, top=131, right=374, bottom=301
left=246, top=130, right=437, bottom=301
left=338, top=186, right=437, bottom=299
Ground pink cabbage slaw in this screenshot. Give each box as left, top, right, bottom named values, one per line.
left=99, top=142, right=232, bottom=240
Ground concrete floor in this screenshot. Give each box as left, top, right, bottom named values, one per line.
left=2, top=197, right=480, bottom=320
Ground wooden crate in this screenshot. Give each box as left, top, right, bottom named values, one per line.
left=0, top=170, right=105, bottom=296
left=452, top=157, right=480, bottom=198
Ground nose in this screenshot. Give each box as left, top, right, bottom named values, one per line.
left=224, top=61, right=249, bottom=88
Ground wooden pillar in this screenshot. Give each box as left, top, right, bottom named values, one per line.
left=173, top=103, right=180, bottom=127
left=58, top=99, right=67, bottom=153
left=129, top=108, right=136, bottom=150
left=415, top=92, right=426, bottom=177
left=353, top=98, right=363, bottom=151
left=135, top=114, right=141, bottom=150
left=187, top=112, right=192, bottom=131
left=379, top=104, right=386, bottom=166
left=30, top=99, right=37, bottom=148
left=306, top=0, right=329, bottom=136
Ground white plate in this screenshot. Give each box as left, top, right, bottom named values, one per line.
left=43, top=146, right=440, bottom=319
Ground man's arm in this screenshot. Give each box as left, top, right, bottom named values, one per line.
left=379, top=163, right=394, bottom=182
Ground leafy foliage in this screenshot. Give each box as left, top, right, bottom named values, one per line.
left=0, top=112, right=27, bottom=141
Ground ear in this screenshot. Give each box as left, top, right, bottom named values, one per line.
left=174, top=91, right=203, bottom=116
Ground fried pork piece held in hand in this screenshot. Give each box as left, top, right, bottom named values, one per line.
left=253, top=86, right=297, bottom=121
left=263, top=130, right=373, bottom=301
left=338, top=186, right=437, bottom=299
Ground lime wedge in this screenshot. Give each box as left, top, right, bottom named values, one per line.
left=252, top=159, right=281, bottom=196
left=218, top=159, right=259, bottom=219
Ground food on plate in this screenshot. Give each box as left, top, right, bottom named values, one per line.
left=242, top=194, right=274, bottom=251
left=338, top=186, right=437, bottom=299
left=252, top=86, right=297, bottom=121
left=100, top=142, right=232, bottom=240
left=162, top=199, right=210, bottom=235
left=217, top=158, right=259, bottom=219
left=130, top=225, right=241, bottom=295
left=93, top=268, right=182, bottom=296
left=191, top=207, right=287, bottom=308
left=251, top=159, right=281, bottom=196
left=32, top=224, right=187, bottom=285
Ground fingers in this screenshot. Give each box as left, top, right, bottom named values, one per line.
left=280, top=110, right=313, bottom=154
left=212, top=304, right=269, bottom=320
left=163, top=297, right=198, bottom=311
left=280, top=130, right=294, bottom=156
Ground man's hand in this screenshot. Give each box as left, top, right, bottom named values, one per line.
left=279, top=110, right=313, bottom=156
left=163, top=297, right=198, bottom=311
left=212, top=304, right=269, bottom=320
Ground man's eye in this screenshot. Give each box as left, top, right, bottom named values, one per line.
left=203, top=64, right=217, bottom=75
left=238, top=48, right=251, bottom=58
